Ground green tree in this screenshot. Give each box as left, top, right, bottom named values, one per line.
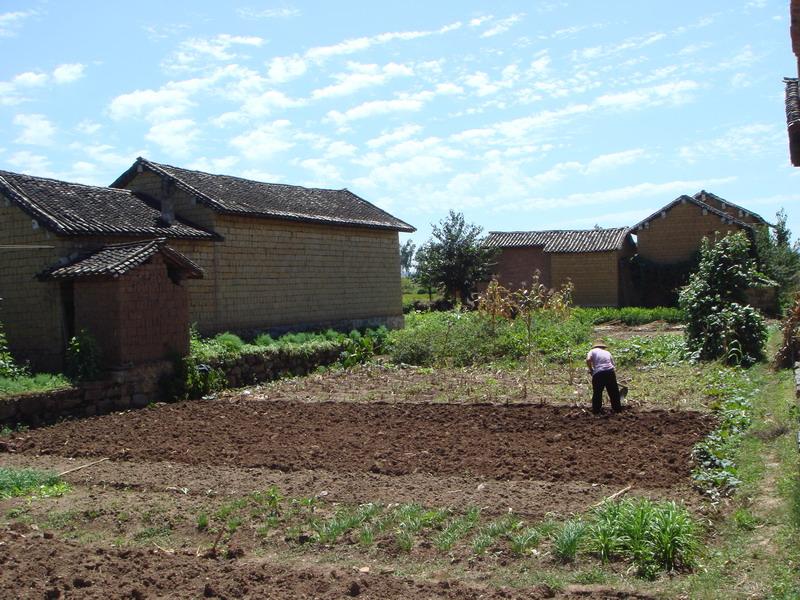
left=679, top=231, right=767, bottom=365
left=415, top=211, right=496, bottom=304
left=753, top=209, right=800, bottom=309
left=399, top=239, right=416, bottom=277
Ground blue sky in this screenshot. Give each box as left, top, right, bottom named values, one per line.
left=0, top=0, right=797, bottom=246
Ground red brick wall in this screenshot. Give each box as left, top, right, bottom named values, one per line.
left=492, top=247, right=552, bottom=289
left=74, top=255, right=189, bottom=368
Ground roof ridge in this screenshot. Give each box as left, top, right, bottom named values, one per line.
left=692, top=190, right=766, bottom=224
left=631, top=194, right=754, bottom=231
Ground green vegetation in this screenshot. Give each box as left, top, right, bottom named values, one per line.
left=573, top=306, right=685, bottom=325
left=414, top=210, right=497, bottom=303
left=0, top=467, right=69, bottom=499
left=753, top=209, right=800, bottom=310
left=0, top=319, right=71, bottom=396
left=64, top=329, right=103, bottom=382
left=680, top=232, right=767, bottom=365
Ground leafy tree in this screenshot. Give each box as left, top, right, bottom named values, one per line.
left=412, top=243, right=442, bottom=301
left=753, top=209, right=800, bottom=309
left=415, top=211, right=497, bottom=304
left=399, top=239, right=416, bottom=277
left=679, top=232, right=767, bottom=365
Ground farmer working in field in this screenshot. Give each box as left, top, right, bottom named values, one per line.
left=586, top=341, right=622, bottom=414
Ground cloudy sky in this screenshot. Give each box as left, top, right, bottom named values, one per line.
left=0, top=0, right=797, bottom=245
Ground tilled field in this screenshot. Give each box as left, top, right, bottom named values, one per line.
left=8, top=400, right=710, bottom=487
left=1, top=395, right=712, bottom=598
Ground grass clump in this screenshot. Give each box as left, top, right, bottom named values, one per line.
left=0, top=467, right=69, bottom=498
left=551, top=519, right=586, bottom=563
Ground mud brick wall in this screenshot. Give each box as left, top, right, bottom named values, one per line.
left=0, top=203, right=72, bottom=371
left=74, top=255, right=190, bottom=368
left=550, top=251, right=620, bottom=307
left=208, top=341, right=347, bottom=390
left=636, top=201, right=744, bottom=264
left=0, top=361, right=172, bottom=427
left=491, top=247, right=551, bottom=290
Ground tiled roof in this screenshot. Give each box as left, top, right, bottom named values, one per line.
left=484, top=227, right=632, bottom=253
left=693, top=190, right=766, bottom=225
left=632, top=194, right=757, bottom=232
left=0, top=170, right=218, bottom=240
left=40, top=239, right=203, bottom=280
left=112, top=157, right=416, bottom=232
left=785, top=78, right=800, bottom=166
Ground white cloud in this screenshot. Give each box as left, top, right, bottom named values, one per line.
left=469, top=15, right=493, bottom=27
left=13, top=114, right=56, bottom=146
left=237, top=7, right=301, bottom=19
left=327, top=98, right=425, bottom=125
left=324, top=141, right=357, bottom=158
left=312, top=62, right=414, bottom=100
left=52, top=63, right=85, bottom=84
left=0, top=10, right=36, bottom=37
left=109, top=87, right=194, bottom=121
left=6, top=150, right=51, bottom=174
left=297, top=158, right=342, bottom=182
left=75, top=120, right=102, bottom=135
left=13, top=71, right=47, bottom=87
left=679, top=123, right=779, bottom=163
left=677, top=42, right=711, bottom=56
left=573, top=31, right=666, bottom=62
left=480, top=13, right=525, bottom=38
left=353, top=155, right=449, bottom=189
left=145, top=119, right=198, bottom=155
left=68, top=143, right=133, bottom=168
left=229, top=120, right=296, bottom=160
left=595, top=80, right=699, bottom=110
left=187, top=156, right=240, bottom=173
left=367, top=124, right=423, bottom=149
left=267, top=55, right=308, bottom=83
left=168, top=34, right=264, bottom=70
left=497, top=177, right=738, bottom=213
left=584, top=149, right=647, bottom=174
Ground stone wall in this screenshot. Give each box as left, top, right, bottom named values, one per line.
left=0, top=361, right=172, bottom=427
left=0, top=342, right=348, bottom=426
left=636, top=201, right=744, bottom=264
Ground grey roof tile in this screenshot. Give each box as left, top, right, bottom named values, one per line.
left=0, top=170, right=218, bottom=240
left=40, top=238, right=203, bottom=280
left=484, top=227, right=632, bottom=253
left=113, top=158, right=416, bottom=232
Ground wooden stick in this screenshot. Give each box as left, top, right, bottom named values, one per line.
left=593, top=484, right=633, bottom=507
left=58, top=457, right=109, bottom=477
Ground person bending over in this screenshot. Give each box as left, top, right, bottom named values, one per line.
left=586, top=341, right=622, bottom=414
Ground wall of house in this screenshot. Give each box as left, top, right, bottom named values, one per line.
left=701, top=196, right=764, bottom=226
left=122, top=172, right=404, bottom=334
left=0, top=203, right=68, bottom=371
left=171, top=215, right=403, bottom=334
left=74, top=255, right=190, bottom=368
left=491, top=247, right=551, bottom=290
left=636, top=201, right=743, bottom=264
left=551, top=251, right=620, bottom=307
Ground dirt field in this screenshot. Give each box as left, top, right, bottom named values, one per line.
left=0, top=370, right=712, bottom=598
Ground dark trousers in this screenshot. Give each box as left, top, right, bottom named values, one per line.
left=592, top=369, right=622, bottom=413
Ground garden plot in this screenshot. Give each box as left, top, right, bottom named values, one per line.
left=0, top=369, right=712, bottom=598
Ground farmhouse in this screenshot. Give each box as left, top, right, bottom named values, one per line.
left=484, top=227, right=636, bottom=307
left=0, top=161, right=414, bottom=371
left=487, top=191, right=767, bottom=307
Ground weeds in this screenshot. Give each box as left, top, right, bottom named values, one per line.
left=551, top=519, right=586, bottom=563
left=0, top=468, right=68, bottom=499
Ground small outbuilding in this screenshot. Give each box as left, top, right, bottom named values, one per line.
left=484, top=227, right=636, bottom=307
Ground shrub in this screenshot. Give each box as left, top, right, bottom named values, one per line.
left=64, top=329, right=102, bottom=382
left=213, top=332, right=245, bottom=353
left=253, top=333, right=275, bottom=347
left=0, top=320, right=26, bottom=379
left=679, top=232, right=767, bottom=365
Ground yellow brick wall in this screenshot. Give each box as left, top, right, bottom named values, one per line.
left=551, top=252, right=620, bottom=307
left=0, top=204, right=69, bottom=370
left=171, top=215, right=403, bottom=333
left=123, top=170, right=217, bottom=230
left=637, top=201, right=744, bottom=264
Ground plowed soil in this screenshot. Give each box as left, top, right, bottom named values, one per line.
left=0, top=526, right=659, bottom=599
left=9, top=400, right=711, bottom=488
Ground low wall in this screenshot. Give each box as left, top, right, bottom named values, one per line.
left=0, top=361, right=173, bottom=427
left=206, top=341, right=347, bottom=390
left=1, top=342, right=350, bottom=426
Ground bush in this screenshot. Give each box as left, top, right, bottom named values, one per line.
left=679, top=232, right=767, bottom=366
left=64, top=329, right=102, bottom=382
left=0, top=321, right=26, bottom=379
left=214, top=332, right=245, bottom=353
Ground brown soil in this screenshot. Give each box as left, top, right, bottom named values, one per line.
left=8, top=400, right=711, bottom=488
left=0, top=525, right=656, bottom=599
